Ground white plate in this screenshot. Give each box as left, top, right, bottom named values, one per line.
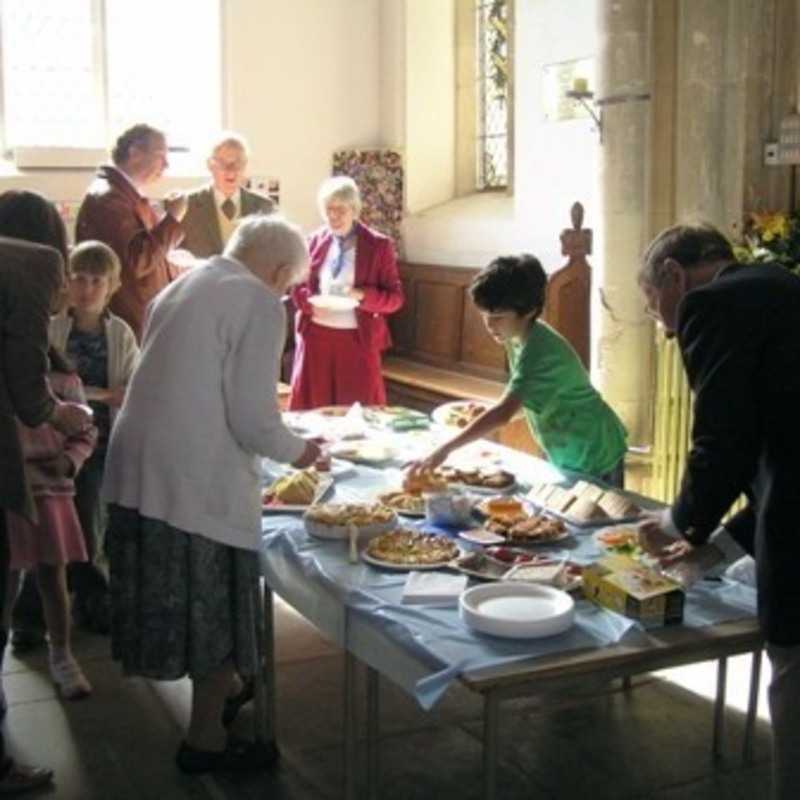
left=459, top=529, right=507, bottom=546
left=262, top=475, right=334, bottom=513
left=308, top=294, right=359, bottom=311
left=431, top=400, right=488, bottom=428
left=329, top=441, right=397, bottom=464
left=459, top=582, right=575, bottom=639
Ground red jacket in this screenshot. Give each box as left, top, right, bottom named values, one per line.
left=76, top=165, right=184, bottom=341
left=291, top=222, right=403, bottom=352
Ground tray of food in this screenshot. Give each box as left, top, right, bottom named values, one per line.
left=474, top=497, right=570, bottom=544
left=526, top=479, right=644, bottom=527
left=438, top=465, right=516, bottom=495
left=431, top=400, right=487, bottom=429
left=303, top=502, right=398, bottom=540
left=262, top=469, right=333, bottom=512
left=452, top=548, right=584, bottom=590
left=362, top=530, right=461, bottom=571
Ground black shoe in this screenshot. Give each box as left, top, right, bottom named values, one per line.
left=222, top=678, right=255, bottom=727
left=175, top=736, right=278, bottom=775
left=10, top=628, right=46, bottom=654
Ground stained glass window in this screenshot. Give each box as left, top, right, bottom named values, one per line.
left=476, top=0, right=511, bottom=190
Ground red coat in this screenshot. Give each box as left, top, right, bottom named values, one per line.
left=291, top=222, right=404, bottom=352
left=76, top=165, right=185, bottom=341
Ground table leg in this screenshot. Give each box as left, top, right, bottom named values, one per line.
left=483, top=691, right=499, bottom=800
left=253, top=577, right=275, bottom=745
left=366, top=667, right=380, bottom=800
left=713, top=656, right=728, bottom=759
left=743, top=648, right=763, bottom=764
left=344, top=651, right=358, bottom=800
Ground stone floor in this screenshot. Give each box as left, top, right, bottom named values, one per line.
left=1, top=597, right=772, bottom=800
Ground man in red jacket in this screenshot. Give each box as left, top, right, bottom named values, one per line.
left=76, top=124, right=187, bottom=341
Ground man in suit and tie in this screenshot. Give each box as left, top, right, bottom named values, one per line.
left=180, top=133, right=275, bottom=259
left=637, top=223, right=800, bottom=800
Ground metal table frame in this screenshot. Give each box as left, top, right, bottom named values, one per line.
left=252, top=574, right=763, bottom=800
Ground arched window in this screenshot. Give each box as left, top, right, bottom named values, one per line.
left=476, top=0, right=512, bottom=190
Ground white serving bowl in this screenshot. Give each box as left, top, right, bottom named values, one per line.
left=459, top=582, right=575, bottom=639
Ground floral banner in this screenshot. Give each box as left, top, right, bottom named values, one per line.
left=332, top=148, right=404, bottom=257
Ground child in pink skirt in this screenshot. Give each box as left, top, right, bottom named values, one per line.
left=4, top=349, right=96, bottom=699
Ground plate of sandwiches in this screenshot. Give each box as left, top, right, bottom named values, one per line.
left=474, top=497, right=570, bottom=544
left=262, top=468, right=334, bottom=512
left=303, top=502, right=398, bottom=540
left=362, top=530, right=461, bottom=570
left=437, top=465, right=517, bottom=495
left=526, top=479, right=643, bottom=527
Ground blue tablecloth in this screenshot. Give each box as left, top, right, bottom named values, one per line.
left=259, top=448, right=757, bottom=709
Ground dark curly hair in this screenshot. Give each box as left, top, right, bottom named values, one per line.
left=470, top=254, right=547, bottom=316
left=111, top=123, right=163, bottom=166
left=0, top=189, right=68, bottom=262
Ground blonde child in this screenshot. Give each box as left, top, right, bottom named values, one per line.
left=4, top=349, right=96, bottom=698
left=49, top=241, right=139, bottom=632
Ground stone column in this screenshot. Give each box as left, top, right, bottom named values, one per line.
left=595, top=0, right=654, bottom=446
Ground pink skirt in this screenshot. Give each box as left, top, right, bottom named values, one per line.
left=5, top=496, right=88, bottom=570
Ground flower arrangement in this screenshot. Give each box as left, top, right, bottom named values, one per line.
left=734, top=211, right=800, bottom=275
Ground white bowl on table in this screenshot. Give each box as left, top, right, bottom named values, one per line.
left=459, top=582, right=575, bottom=639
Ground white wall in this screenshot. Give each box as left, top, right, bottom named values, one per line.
left=224, top=0, right=382, bottom=231
left=398, top=0, right=600, bottom=272
left=404, top=0, right=456, bottom=213
left=0, top=0, right=383, bottom=236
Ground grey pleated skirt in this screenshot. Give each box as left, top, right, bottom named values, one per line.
left=107, top=504, right=258, bottom=681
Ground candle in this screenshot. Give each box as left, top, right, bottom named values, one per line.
left=572, top=77, right=588, bottom=93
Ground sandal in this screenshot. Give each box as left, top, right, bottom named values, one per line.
left=175, top=735, right=278, bottom=774
left=49, top=656, right=92, bottom=700
left=222, top=677, right=255, bottom=727
left=0, top=758, right=53, bottom=795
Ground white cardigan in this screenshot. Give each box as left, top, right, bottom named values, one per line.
left=49, top=309, right=139, bottom=425
left=103, top=255, right=306, bottom=551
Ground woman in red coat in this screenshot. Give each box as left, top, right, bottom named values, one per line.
left=289, top=177, right=404, bottom=410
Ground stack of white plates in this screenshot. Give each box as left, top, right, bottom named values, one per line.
left=459, top=582, right=575, bottom=639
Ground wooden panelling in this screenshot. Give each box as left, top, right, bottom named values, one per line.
left=388, top=262, right=504, bottom=380
left=415, top=280, right=464, bottom=360
left=461, top=296, right=506, bottom=372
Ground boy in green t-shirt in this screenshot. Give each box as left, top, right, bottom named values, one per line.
left=412, top=254, right=628, bottom=485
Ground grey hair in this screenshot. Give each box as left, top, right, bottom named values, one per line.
left=225, top=214, right=308, bottom=281
left=317, top=175, right=362, bottom=217
left=639, top=223, right=734, bottom=288
left=209, top=131, right=249, bottom=161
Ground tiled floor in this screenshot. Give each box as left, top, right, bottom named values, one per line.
left=1, top=597, right=773, bottom=799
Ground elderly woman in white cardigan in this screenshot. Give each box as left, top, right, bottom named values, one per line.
left=103, top=215, right=320, bottom=774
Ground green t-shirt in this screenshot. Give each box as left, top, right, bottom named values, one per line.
left=506, top=322, right=627, bottom=477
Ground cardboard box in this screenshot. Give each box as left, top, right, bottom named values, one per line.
left=583, top=555, right=685, bottom=627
